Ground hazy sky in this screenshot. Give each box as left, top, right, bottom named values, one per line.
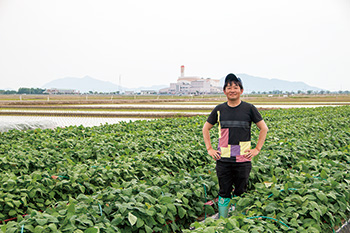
left=1, top=0, right=349, bottom=91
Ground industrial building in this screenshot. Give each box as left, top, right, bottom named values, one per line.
left=159, top=66, right=221, bottom=95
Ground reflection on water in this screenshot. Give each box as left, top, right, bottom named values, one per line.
left=75, top=104, right=342, bottom=109
left=0, top=116, right=146, bottom=132
left=0, top=104, right=343, bottom=132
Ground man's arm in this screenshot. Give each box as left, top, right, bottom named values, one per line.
left=202, top=121, right=221, bottom=160
left=244, top=120, right=268, bottom=159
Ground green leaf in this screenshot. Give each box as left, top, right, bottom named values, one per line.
left=111, top=214, right=123, bottom=225
left=136, top=218, right=144, bottom=228
left=236, top=197, right=251, bottom=208
left=8, top=209, right=17, bottom=216
left=128, top=212, right=137, bottom=226
left=35, top=218, right=48, bottom=226
left=34, top=226, right=44, bottom=233
left=306, top=226, right=321, bottom=233
left=145, top=209, right=155, bottom=216
left=48, top=223, right=57, bottom=231
left=67, top=203, right=76, bottom=218
left=1, top=225, right=7, bottom=233
left=5, top=200, right=14, bottom=208
left=310, top=211, right=320, bottom=221
left=320, top=170, right=328, bottom=179
left=204, top=205, right=215, bottom=216
left=192, top=222, right=201, bottom=229
left=265, top=202, right=278, bottom=212
left=255, top=201, right=262, bottom=208
left=60, top=223, right=77, bottom=231
left=159, top=196, right=173, bottom=204
left=156, top=213, right=165, bottom=224
left=194, top=190, right=201, bottom=197
left=13, top=200, right=21, bottom=207
left=84, top=227, right=99, bottom=233
left=144, top=225, right=153, bottom=233
left=315, top=192, right=327, bottom=202
left=203, top=226, right=216, bottom=233
left=21, top=197, right=27, bottom=206
left=178, top=206, right=186, bottom=218
left=160, top=205, right=167, bottom=215
left=118, top=204, right=127, bottom=214
left=24, top=225, right=34, bottom=232
left=166, top=204, right=177, bottom=214
left=29, top=189, right=37, bottom=198
left=327, top=192, right=337, bottom=200
left=182, top=197, right=189, bottom=205
left=290, top=218, right=299, bottom=227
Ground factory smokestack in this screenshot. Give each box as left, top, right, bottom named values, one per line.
left=181, top=65, right=185, bottom=78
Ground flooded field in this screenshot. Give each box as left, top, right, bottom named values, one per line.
left=0, top=115, right=147, bottom=132
left=73, top=103, right=343, bottom=109
left=0, top=95, right=348, bottom=132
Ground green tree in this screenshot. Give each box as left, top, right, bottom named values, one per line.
left=17, top=87, right=45, bottom=94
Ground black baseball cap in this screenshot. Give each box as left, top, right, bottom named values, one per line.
left=225, top=73, right=243, bottom=85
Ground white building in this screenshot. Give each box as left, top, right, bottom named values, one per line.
left=161, top=66, right=221, bottom=95
left=44, top=88, right=80, bottom=95
left=124, top=91, right=135, bottom=95
left=189, top=79, right=211, bottom=94
left=140, top=90, right=157, bottom=95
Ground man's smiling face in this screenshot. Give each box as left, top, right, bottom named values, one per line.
left=224, top=82, right=243, bottom=101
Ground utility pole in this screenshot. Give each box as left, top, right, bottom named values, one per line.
left=119, top=75, right=121, bottom=94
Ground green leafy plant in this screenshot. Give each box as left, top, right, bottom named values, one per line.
left=1, top=106, right=350, bottom=232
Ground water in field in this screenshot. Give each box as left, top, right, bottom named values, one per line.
left=0, top=116, right=146, bottom=132
left=74, top=104, right=342, bottom=109
left=0, top=104, right=343, bottom=132
left=76, top=104, right=215, bottom=108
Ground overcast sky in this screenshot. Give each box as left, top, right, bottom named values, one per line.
left=0, top=0, right=349, bottom=91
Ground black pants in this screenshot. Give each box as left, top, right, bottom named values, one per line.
left=216, top=160, right=252, bottom=198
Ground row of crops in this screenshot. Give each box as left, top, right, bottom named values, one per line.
left=0, top=106, right=349, bottom=232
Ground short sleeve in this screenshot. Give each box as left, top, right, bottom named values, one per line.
left=250, top=105, right=263, bottom=123
left=206, top=106, right=218, bottom=125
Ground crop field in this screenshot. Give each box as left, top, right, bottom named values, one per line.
left=1, top=94, right=348, bottom=121
left=1, top=94, right=350, bottom=106
left=0, top=106, right=349, bottom=232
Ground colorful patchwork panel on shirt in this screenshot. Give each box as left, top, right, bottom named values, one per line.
left=218, top=142, right=251, bottom=159
left=217, top=111, right=252, bottom=161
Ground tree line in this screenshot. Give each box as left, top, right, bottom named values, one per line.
left=0, top=88, right=46, bottom=95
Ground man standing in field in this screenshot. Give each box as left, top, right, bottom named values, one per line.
left=202, top=73, right=268, bottom=218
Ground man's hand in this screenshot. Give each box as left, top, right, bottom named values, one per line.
left=243, top=148, right=260, bottom=159
left=208, top=148, right=221, bottom=160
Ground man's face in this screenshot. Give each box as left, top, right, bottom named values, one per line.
left=224, top=82, right=243, bottom=101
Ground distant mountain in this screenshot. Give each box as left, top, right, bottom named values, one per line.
left=43, top=74, right=323, bottom=94
left=43, top=76, right=120, bottom=93
left=220, top=74, right=323, bottom=93
left=42, top=76, right=167, bottom=93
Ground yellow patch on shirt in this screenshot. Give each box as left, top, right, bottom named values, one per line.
left=239, top=141, right=251, bottom=155
left=217, top=111, right=221, bottom=138
left=221, top=147, right=231, bottom=158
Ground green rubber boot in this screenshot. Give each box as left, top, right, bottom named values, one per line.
left=218, top=196, right=230, bottom=218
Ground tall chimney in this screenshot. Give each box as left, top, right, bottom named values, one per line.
left=181, top=65, right=185, bottom=78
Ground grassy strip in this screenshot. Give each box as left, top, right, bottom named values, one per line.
left=0, top=111, right=208, bottom=118
left=0, top=107, right=211, bottom=113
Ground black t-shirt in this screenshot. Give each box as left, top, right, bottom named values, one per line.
left=207, top=101, right=263, bottom=163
